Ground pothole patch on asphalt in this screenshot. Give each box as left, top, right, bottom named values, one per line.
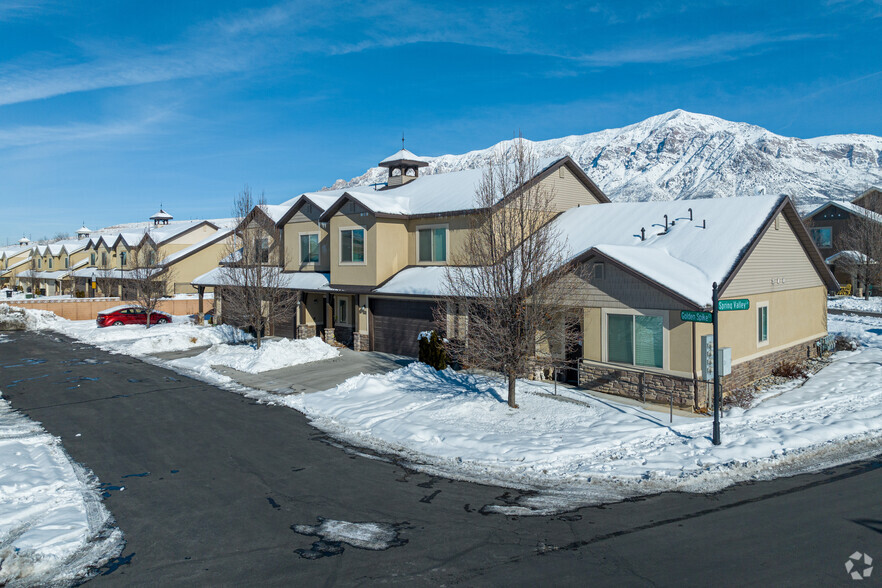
left=291, top=517, right=409, bottom=559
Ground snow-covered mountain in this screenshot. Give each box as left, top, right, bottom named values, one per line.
left=327, top=110, right=882, bottom=209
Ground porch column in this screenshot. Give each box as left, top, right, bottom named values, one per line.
left=324, top=294, right=336, bottom=344
left=197, top=286, right=205, bottom=324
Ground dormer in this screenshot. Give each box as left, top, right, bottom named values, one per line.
left=150, top=208, right=173, bottom=226
left=379, top=149, right=428, bottom=188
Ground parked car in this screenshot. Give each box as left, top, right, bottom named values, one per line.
left=96, top=306, right=172, bottom=327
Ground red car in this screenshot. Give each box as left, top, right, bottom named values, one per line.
left=96, top=306, right=172, bottom=327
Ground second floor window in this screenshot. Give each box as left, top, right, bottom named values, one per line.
left=340, top=228, right=365, bottom=263
left=64, top=257, right=69, bottom=268
left=101, top=252, right=108, bottom=266
left=810, top=227, right=832, bottom=249
left=300, top=234, right=319, bottom=263
left=418, top=227, right=447, bottom=262
left=48, top=258, right=53, bottom=269
left=254, top=238, right=269, bottom=263
left=90, top=253, right=96, bottom=265
left=120, top=251, right=127, bottom=266
left=37, top=258, right=42, bottom=268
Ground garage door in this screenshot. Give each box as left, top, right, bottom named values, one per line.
left=370, top=298, right=436, bottom=357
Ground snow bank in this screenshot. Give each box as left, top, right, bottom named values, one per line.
left=171, top=337, right=339, bottom=374
left=282, top=317, right=882, bottom=512
left=14, top=303, right=252, bottom=356
left=0, top=392, right=123, bottom=586
left=828, top=296, right=882, bottom=314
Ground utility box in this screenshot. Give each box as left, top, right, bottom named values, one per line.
left=701, top=335, right=732, bottom=379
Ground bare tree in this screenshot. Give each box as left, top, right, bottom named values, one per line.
left=123, top=237, right=176, bottom=328
left=439, top=137, right=577, bottom=408
left=836, top=214, right=882, bottom=299
left=217, top=186, right=298, bottom=348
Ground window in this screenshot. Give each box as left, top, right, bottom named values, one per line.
left=336, top=297, right=349, bottom=325
left=48, top=258, right=53, bottom=269
left=340, top=228, right=365, bottom=263
left=90, top=253, right=96, bottom=266
left=101, top=252, right=107, bottom=266
left=810, top=227, right=832, bottom=248
left=254, top=238, right=269, bottom=263
left=120, top=251, right=127, bottom=266
left=607, top=313, right=664, bottom=369
left=37, top=258, right=42, bottom=268
left=64, top=257, right=69, bottom=269
left=593, top=262, right=605, bottom=280
left=418, top=227, right=447, bottom=262
left=758, top=303, right=769, bottom=345
left=300, top=233, right=319, bottom=263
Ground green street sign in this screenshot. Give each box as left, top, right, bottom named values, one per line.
left=717, top=299, right=750, bottom=311
left=681, top=310, right=713, bottom=323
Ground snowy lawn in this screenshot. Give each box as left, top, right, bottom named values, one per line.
left=0, top=391, right=123, bottom=585
left=828, top=295, right=882, bottom=314
left=273, top=313, right=882, bottom=512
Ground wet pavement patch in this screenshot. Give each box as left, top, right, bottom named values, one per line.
left=121, top=472, right=150, bottom=479
left=266, top=497, right=281, bottom=510
left=292, top=518, right=409, bottom=559
left=61, top=358, right=108, bottom=366
left=1, top=358, right=47, bottom=368
left=97, top=552, right=135, bottom=576
left=98, top=483, right=126, bottom=498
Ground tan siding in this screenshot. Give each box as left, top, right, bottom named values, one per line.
left=725, top=213, right=824, bottom=297
left=557, top=261, right=686, bottom=310
left=406, top=214, right=474, bottom=266
left=539, top=165, right=604, bottom=212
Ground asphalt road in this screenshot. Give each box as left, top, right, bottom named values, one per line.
left=1, top=329, right=880, bottom=586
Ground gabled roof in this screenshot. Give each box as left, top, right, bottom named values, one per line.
left=852, top=187, right=882, bottom=204
left=374, top=195, right=836, bottom=305
left=553, top=194, right=836, bottom=307
left=804, top=200, right=882, bottom=224
left=379, top=148, right=428, bottom=167
left=191, top=267, right=334, bottom=291
left=276, top=188, right=366, bottom=226
left=319, top=156, right=607, bottom=221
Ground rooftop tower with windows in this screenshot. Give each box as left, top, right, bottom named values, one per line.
left=150, top=208, right=173, bottom=226
left=379, top=148, right=428, bottom=188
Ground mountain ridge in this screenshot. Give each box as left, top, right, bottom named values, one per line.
left=326, top=110, right=882, bottom=208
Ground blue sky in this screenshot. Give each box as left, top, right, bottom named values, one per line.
left=1, top=0, right=881, bottom=243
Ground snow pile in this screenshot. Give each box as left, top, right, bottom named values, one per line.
left=292, top=518, right=406, bottom=551
left=21, top=308, right=252, bottom=356
left=171, top=337, right=339, bottom=374
left=285, top=315, right=882, bottom=510
left=828, top=296, right=882, bottom=314
left=0, top=304, right=59, bottom=331
left=0, top=392, right=123, bottom=585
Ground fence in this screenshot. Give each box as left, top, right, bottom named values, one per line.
left=5, top=297, right=202, bottom=320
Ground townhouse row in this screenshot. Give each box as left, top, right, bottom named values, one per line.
left=191, top=149, right=837, bottom=409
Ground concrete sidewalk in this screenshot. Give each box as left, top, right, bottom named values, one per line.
left=211, top=347, right=412, bottom=394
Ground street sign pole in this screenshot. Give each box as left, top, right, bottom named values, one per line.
left=712, top=282, right=721, bottom=446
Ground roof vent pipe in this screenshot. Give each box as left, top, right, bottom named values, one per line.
left=664, top=214, right=669, bottom=232
left=688, top=208, right=693, bottom=221
left=702, top=219, right=707, bottom=229
left=641, top=227, right=645, bottom=241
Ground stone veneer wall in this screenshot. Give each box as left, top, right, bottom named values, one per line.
left=296, top=324, right=316, bottom=339
left=577, top=337, right=824, bottom=410
left=353, top=332, right=370, bottom=352
left=578, top=362, right=700, bottom=409
left=721, top=339, right=820, bottom=392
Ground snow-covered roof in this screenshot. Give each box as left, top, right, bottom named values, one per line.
left=150, top=209, right=173, bottom=220
left=379, top=148, right=427, bottom=165
left=77, top=225, right=92, bottom=234
left=326, top=158, right=561, bottom=218
left=373, top=266, right=452, bottom=296
left=825, top=250, right=875, bottom=264
left=805, top=200, right=882, bottom=224
left=551, top=195, right=790, bottom=306
left=261, top=205, right=292, bottom=224
left=160, top=229, right=232, bottom=266
left=191, top=267, right=333, bottom=291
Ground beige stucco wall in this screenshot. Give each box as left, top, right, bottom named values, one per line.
left=283, top=218, right=330, bottom=272
left=405, top=214, right=474, bottom=266
left=329, top=204, right=376, bottom=286
left=168, top=239, right=229, bottom=294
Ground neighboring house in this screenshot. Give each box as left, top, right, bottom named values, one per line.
left=803, top=187, right=882, bottom=290
left=75, top=210, right=225, bottom=297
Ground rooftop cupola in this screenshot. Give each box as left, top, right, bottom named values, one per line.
left=18, top=236, right=30, bottom=246
left=379, top=148, right=428, bottom=187
left=76, top=224, right=92, bottom=239
left=150, top=208, right=173, bottom=226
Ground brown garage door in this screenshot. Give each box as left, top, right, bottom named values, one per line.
left=370, top=298, right=436, bottom=357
